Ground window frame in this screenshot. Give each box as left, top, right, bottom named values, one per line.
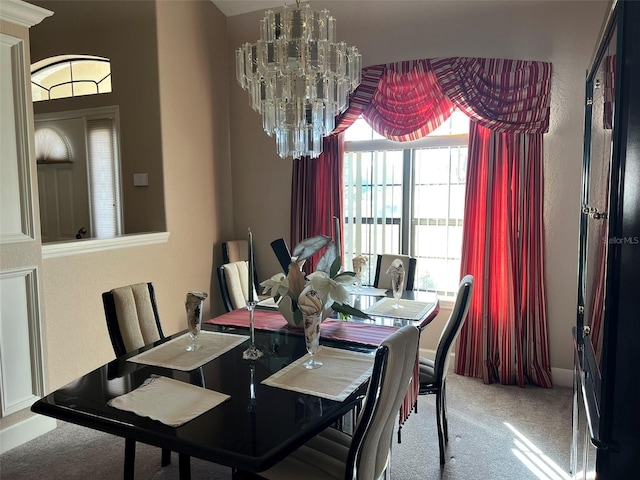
left=343, top=116, right=469, bottom=299
left=31, top=54, right=112, bottom=102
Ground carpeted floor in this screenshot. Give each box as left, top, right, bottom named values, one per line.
left=1, top=373, right=572, bottom=479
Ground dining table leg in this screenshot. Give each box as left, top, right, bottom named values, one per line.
left=124, top=438, right=135, bottom=480
left=179, top=453, right=191, bottom=480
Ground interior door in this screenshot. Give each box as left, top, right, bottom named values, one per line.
left=35, top=117, right=91, bottom=242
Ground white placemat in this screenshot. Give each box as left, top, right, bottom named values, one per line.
left=345, top=285, right=388, bottom=296
left=108, top=375, right=229, bottom=427
left=365, top=297, right=434, bottom=320
left=262, top=346, right=374, bottom=402
left=127, top=331, right=249, bottom=371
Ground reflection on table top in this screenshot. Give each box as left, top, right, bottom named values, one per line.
left=349, top=289, right=439, bottom=329
left=256, top=289, right=439, bottom=329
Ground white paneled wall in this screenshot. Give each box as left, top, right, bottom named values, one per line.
left=0, top=268, right=44, bottom=416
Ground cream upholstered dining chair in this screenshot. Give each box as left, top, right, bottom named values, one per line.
left=373, top=254, right=417, bottom=291
left=222, top=239, right=261, bottom=289
left=418, top=274, right=474, bottom=465
left=234, top=324, right=420, bottom=480
left=102, top=282, right=189, bottom=476
left=217, top=261, right=259, bottom=312
left=102, top=282, right=164, bottom=357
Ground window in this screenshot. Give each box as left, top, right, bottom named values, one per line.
left=87, top=116, right=122, bottom=238
left=343, top=110, right=469, bottom=298
left=31, top=55, right=112, bottom=102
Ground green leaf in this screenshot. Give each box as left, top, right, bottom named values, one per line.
left=292, top=235, right=331, bottom=262
left=334, top=271, right=355, bottom=280
left=331, top=302, right=370, bottom=319
left=329, top=254, right=342, bottom=278
left=316, top=241, right=338, bottom=274
left=293, top=308, right=303, bottom=326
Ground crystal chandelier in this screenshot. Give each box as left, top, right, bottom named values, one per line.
left=235, top=1, right=362, bottom=159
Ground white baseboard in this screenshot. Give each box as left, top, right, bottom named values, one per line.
left=0, top=414, right=56, bottom=454
left=419, top=349, right=573, bottom=389
left=551, top=367, right=572, bottom=388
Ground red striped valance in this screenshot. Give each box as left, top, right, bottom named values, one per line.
left=331, top=56, right=552, bottom=139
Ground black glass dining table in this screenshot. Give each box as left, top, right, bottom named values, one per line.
left=31, top=326, right=374, bottom=479
left=31, top=290, right=439, bottom=480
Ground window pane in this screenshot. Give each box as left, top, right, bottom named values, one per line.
left=414, top=185, right=449, bottom=218
left=71, top=59, right=110, bottom=82
left=31, top=56, right=112, bottom=102
left=449, top=184, right=466, bottom=219
left=50, top=83, right=73, bottom=100
left=344, top=117, right=374, bottom=141
left=32, top=62, right=70, bottom=90
left=344, top=111, right=469, bottom=296
left=98, top=76, right=112, bottom=93
left=73, top=81, right=99, bottom=97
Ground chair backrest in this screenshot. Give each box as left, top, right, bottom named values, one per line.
left=346, top=324, right=420, bottom=480
left=221, top=240, right=248, bottom=264
left=373, top=254, right=417, bottom=291
left=222, top=240, right=260, bottom=288
left=270, top=238, right=292, bottom=274
left=102, top=282, right=163, bottom=357
left=434, top=274, right=474, bottom=385
left=217, top=261, right=258, bottom=312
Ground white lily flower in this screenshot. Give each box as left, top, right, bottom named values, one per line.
left=260, top=273, right=289, bottom=298
left=307, top=271, right=350, bottom=307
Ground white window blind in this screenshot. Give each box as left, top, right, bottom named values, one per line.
left=87, top=117, right=121, bottom=238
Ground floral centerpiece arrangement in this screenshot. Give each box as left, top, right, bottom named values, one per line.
left=260, top=234, right=370, bottom=327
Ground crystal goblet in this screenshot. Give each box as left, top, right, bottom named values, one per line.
left=302, top=312, right=323, bottom=369
left=186, top=291, right=207, bottom=351
left=391, top=270, right=405, bottom=309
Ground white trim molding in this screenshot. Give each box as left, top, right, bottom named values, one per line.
left=0, top=33, right=34, bottom=244
left=0, top=415, right=56, bottom=454
left=0, top=267, right=45, bottom=416
left=551, top=367, right=572, bottom=388
left=0, top=0, right=53, bottom=28
left=42, top=231, right=170, bottom=258
left=418, top=349, right=574, bottom=389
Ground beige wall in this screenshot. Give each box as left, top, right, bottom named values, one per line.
left=226, top=1, right=610, bottom=371
left=34, top=0, right=232, bottom=391
left=30, top=0, right=166, bottom=236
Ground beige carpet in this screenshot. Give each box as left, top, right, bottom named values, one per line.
left=1, top=373, right=572, bottom=479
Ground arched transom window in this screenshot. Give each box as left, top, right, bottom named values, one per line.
left=31, top=54, right=112, bottom=102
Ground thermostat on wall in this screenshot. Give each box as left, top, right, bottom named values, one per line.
left=133, top=173, right=149, bottom=187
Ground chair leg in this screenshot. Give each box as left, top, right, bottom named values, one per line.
left=124, top=438, right=136, bottom=480
left=442, top=382, right=449, bottom=444
left=179, top=453, right=191, bottom=480
left=435, top=390, right=445, bottom=465
left=161, top=448, right=171, bottom=466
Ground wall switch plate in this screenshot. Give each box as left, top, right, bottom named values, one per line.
left=133, top=173, right=148, bottom=186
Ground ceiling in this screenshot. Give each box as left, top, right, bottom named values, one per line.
left=211, top=1, right=295, bottom=17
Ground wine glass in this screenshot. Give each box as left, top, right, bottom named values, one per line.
left=302, top=312, right=323, bottom=369
left=352, top=256, right=365, bottom=290
left=186, top=291, right=207, bottom=351
left=391, top=270, right=405, bottom=309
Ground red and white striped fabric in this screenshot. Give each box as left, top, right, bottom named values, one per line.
left=290, top=56, right=553, bottom=387
left=454, top=122, right=552, bottom=387
left=431, top=57, right=551, bottom=134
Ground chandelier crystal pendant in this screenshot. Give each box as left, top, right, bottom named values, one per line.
left=235, top=2, right=362, bottom=159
